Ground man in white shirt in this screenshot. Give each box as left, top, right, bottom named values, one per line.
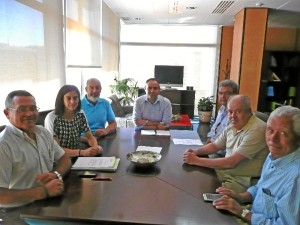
left=0, top=90, right=71, bottom=210
left=183, top=95, right=268, bottom=193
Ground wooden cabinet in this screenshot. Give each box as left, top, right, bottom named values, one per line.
left=160, top=89, right=195, bottom=118
left=258, top=51, right=300, bottom=112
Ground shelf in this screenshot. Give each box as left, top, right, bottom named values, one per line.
left=258, top=51, right=300, bottom=112
left=160, top=89, right=195, bottom=118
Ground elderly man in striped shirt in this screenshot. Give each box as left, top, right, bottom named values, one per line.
left=213, top=105, right=300, bottom=225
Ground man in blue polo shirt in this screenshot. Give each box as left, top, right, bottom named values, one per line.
left=81, top=78, right=116, bottom=140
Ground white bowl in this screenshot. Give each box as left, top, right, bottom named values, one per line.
left=126, top=151, right=162, bottom=167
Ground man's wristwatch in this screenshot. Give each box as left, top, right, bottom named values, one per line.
left=53, top=171, right=63, bottom=180
left=241, top=209, right=250, bottom=218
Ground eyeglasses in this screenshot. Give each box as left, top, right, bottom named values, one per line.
left=8, top=106, right=40, bottom=113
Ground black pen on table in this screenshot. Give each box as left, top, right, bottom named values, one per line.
left=91, top=177, right=112, bottom=181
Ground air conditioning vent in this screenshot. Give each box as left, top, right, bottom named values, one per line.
left=122, top=17, right=131, bottom=21
left=212, top=1, right=234, bottom=14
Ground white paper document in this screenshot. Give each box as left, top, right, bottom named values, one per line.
left=141, top=130, right=156, bottom=135
left=170, top=130, right=200, bottom=140
left=156, top=130, right=171, bottom=136
left=136, top=146, right=162, bottom=153
left=141, top=130, right=170, bottom=136
left=72, top=157, right=120, bottom=171
left=172, top=138, right=203, bottom=146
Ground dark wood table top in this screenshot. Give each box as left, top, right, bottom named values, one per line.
left=21, top=128, right=238, bottom=225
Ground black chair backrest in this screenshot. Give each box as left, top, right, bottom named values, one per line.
left=0, top=125, right=6, bottom=132
left=37, top=110, right=53, bottom=126
left=254, top=111, right=269, bottom=123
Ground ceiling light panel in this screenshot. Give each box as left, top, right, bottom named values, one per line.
left=103, top=0, right=300, bottom=27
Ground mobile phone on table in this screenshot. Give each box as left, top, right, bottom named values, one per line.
left=78, top=171, right=97, bottom=178
left=203, top=193, right=223, bottom=202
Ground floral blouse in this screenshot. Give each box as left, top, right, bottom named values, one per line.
left=53, top=112, right=89, bottom=149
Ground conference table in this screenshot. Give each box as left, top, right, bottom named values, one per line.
left=20, top=127, right=238, bottom=225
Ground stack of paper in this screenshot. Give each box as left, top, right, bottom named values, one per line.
left=71, top=157, right=120, bottom=171
left=141, top=130, right=156, bottom=135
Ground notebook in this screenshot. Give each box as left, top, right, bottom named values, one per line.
left=71, top=157, right=120, bottom=172
left=141, top=130, right=170, bottom=136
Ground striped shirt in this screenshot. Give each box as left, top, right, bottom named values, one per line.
left=248, top=147, right=300, bottom=225
left=0, top=123, right=65, bottom=207
left=133, top=95, right=172, bottom=129
left=207, top=105, right=229, bottom=141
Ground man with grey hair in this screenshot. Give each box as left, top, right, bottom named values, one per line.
left=81, top=78, right=117, bottom=140
left=0, top=90, right=71, bottom=223
left=213, top=105, right=300, bottom=225
left=183, top=95, right=268, bottom=193
left=207, top=79, right=239, bottom=158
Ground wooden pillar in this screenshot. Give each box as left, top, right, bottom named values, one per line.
left=230, top=8, right=268, bottom=110
left=218, top=26, right=234, bottom=82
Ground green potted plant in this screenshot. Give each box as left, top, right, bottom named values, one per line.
left=109, top=77, right=139, bottom=107
left=197, top=96, right=214, bottom=123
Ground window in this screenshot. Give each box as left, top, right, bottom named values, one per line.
left=65, top=0, right=101, bottom=67
left=65, top=0, right=117, bottom=98
left=119, top=25, right=220, bottom=117
left=0, top=0, right=64, bottom=125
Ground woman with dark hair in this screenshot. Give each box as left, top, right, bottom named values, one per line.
left=45, top=85, right=102, bottom=158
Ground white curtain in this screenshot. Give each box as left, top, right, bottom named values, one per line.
left=65, top=0, right=101, bottom=67
left=65, top=0, right=120, bottom=99
left=64, top=0, right=103, bottom=96
left=0, top=0, right=65, bottom=124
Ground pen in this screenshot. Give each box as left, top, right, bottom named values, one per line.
left=91, top=177, right=112, bottom=181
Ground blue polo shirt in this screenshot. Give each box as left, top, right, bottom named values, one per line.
left=81, top=96, right=116, bottom=133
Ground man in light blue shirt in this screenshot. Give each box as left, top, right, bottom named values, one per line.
left=207, top=79, right=238, bottom=157
left=81, top=78, right=116, bottom=140
left=213, top=106, right=300, bottom=225
left=133, top=78, right=172, bottom=130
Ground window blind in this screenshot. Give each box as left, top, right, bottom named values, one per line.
left=0, top=0, right=64, bottom=124
left=65, top=0, right=101, bottom=67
